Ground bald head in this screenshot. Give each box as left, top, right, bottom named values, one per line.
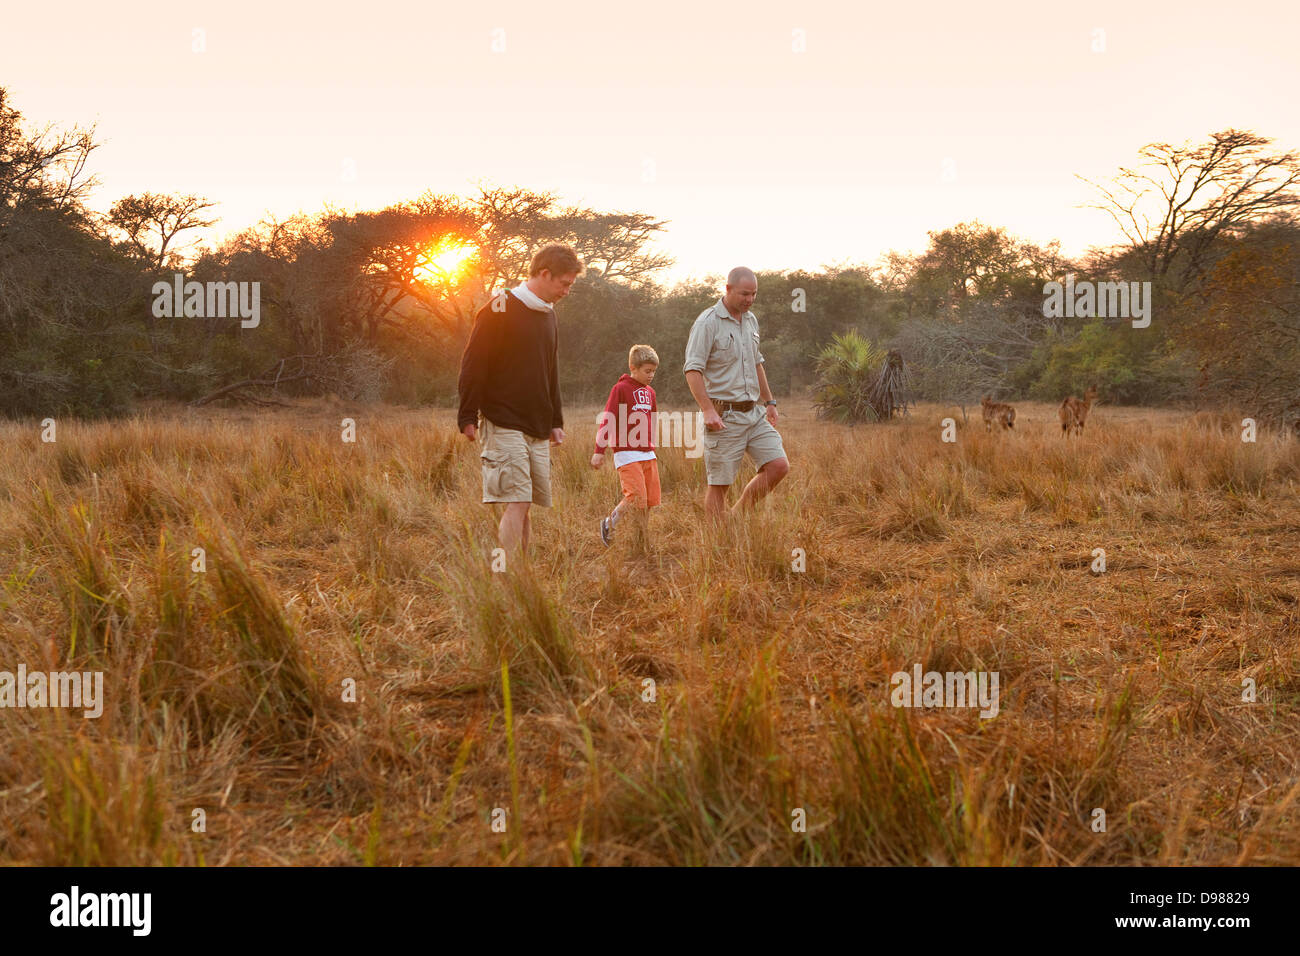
left=723, top=266, right=757, bottom=317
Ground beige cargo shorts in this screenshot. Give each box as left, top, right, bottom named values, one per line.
left=480, top=418, right=553, bottom=507
left=702, top=405, right=787, bottom=486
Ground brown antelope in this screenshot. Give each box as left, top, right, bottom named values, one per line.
left=980, top=395, right=1016, bottom=431
left=1059, top=385, right=1099, bottom=436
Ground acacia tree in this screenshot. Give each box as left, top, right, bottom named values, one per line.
left=323, top=195, right=480, bottom=343
left=0, top=86, right=98, bottom=225
left=107, top=192, right=219, bottom=270
left=313, top=187, right=673, bottom=346
left=464, top=186, right=670, bottom=292
left=884, top=221, right=1069, bottom=318
left=550, top=206, right=672, bottom=284
left=1082, top=129, right=1300, bottom=295
left=0, top=87, right=144, bottom=415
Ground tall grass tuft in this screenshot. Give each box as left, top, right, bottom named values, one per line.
left=608, top=646, right=800, bottom=864
left=200, top=519, right=333, bottom=750
left=36, top=487, right=131, bottom=660
left=36, top=732, right=172, bottom=866
left=439, top=525, right=593, bottom=702
left=825, top=701, right=964, bottom=864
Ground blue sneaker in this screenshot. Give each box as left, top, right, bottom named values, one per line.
left=599, top=516, right=613, bottom=546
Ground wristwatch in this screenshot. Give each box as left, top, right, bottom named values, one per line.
left=764, top=401, right=777, bottom=406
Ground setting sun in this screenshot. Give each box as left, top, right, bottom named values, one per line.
left=416, top=239, right=477, bottom=283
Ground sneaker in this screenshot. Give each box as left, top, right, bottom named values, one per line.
left=599, top=516, right=613, bottom=546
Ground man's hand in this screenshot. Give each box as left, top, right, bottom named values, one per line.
left=590, top=451, right=605, bottom=469
left=550, top=427, right=565, bottom=445
left=765, top=403, right=779, bottom=426
left=686, top=370, right=727, bottom=432
left=462, top=423, right=477, bottom=441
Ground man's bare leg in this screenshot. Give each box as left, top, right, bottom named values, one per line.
left=705, top=484, right=730, bottom=522
left=500, top=502, right=531, bottom=553
left=732, top=458, right=790, bottom=513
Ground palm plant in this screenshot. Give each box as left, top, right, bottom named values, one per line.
left=813, top=330, right=886, bottom=423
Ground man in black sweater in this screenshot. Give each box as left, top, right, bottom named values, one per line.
left=458, top=244, right=583, bottom=554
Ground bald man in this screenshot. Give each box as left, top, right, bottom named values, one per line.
left=683, top=267, right=790, bottom=517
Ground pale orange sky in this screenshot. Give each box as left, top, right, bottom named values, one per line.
left=4, top=0, right=1297, bottom=280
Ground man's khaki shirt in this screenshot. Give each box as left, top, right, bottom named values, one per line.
left=683, top=299, right=766, bottom=403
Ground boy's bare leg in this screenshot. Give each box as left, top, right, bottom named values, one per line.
left=610, top=498, right=629, bottom=525
left=732, top=458, right=790, bottom=513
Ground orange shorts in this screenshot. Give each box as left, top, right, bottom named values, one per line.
left=617, top=458, right=661, bottom=509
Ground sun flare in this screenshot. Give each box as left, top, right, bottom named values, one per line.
left=416, top=239, right=477, bottom=282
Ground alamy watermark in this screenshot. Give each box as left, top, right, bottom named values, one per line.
left=890, top=665, right=999, bottom=718
left=152, top=272, right=260, bottom=328
left=1042, top=274, right=1151, bottom=328
left=594, top=408, right=706, bottom=458
left=0, top=665, right=103, bottom=718
left=50, top=886, right=150, bottom=936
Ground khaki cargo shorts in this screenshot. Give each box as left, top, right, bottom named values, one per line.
left=702, top=405, right=787, bottom=486
left=480, top=418, right=553, bottom=507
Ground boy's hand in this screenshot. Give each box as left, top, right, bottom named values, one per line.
left=590, top=452, right=605, bottom=469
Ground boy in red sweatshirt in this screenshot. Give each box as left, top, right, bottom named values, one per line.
left=591, top=344, right=660, bottom=545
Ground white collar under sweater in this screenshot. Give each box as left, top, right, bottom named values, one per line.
left=511, top=283, right=554, bottom=313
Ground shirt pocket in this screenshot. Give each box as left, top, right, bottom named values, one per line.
left=714, top=332, right=733, bottom=351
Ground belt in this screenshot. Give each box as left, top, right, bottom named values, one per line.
left=712, top=399, right=755, bottom=412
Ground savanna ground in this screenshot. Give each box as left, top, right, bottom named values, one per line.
left=1, top=398, right=1298, bottom=865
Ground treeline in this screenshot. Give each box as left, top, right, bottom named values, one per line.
left=2, top=85, right=1297, bottom=424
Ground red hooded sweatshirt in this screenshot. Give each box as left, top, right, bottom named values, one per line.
left=593, top=374, right=657, bottom=454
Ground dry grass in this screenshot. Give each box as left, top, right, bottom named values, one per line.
left=1, top=399, right=1298, bottom=865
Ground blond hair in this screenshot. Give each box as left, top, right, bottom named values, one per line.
left=629, top=344, right=659, bottom=368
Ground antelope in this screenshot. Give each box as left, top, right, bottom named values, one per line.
left=1059, top=385, right=1099, bottom=436
left=980, top=395, right=1016, bottom=431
